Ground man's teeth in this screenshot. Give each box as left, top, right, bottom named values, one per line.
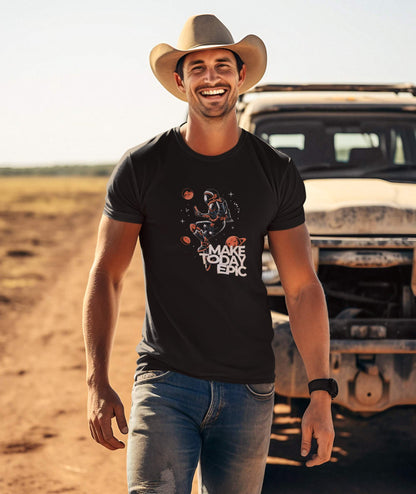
left=201, top=89, right=225, bottom=96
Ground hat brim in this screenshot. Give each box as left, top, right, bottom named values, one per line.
left=149, top=35, right=267, bottom=102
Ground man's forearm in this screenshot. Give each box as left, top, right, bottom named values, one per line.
left=267, top=225, right=335, bottom=465
left=285, top=280, right=330, bottom=380
left=82, top=268, right=122, bottom=386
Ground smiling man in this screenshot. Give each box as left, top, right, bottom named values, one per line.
left=175, top=49, right=244, bottom=120
left=83, top=14, right=335, bottom=494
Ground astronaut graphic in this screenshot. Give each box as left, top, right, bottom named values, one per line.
left=189, top=188, right=233, bottom=253
left=180, top=187, right=247, bottom=277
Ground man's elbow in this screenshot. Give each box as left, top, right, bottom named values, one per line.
left=285, top=278, right=325, bottom=309
left=88, top=264, right=124, bottom=293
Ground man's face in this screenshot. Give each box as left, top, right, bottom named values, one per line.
left=174, top=48, right=246, bottom=120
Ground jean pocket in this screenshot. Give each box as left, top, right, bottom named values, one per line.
left=133, top=370, right=172, bottom=385
left=245, top=382, right=275, bottom=400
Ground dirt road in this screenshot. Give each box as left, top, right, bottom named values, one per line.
left=1, top=195, right=415, bottom=493
left=0, top=206, right=143, bottom=494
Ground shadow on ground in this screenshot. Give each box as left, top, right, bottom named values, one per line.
left=262, top=403, right=416, bottom=494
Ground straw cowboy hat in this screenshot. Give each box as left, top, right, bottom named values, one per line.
left=149, top=14, right=267, bottom=102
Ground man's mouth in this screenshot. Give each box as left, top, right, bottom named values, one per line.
left=200, top=88, right=226, bottom=97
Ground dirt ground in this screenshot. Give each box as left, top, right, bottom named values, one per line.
left=0, top=177, right=136, bottom=493
left=0, top=177, right=415, bottom=494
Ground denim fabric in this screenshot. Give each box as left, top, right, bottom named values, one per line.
left=127, top=370, right=274, bottom=494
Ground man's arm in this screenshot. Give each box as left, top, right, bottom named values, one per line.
left=268, top=223, right=334, bottom=467
left=82, top=215, right=141, bottom=450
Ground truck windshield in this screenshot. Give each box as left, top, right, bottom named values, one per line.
left=256, top=114, right=416, bottom=182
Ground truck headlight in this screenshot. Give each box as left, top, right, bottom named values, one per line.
left=262, top=251, right=280, bottom=284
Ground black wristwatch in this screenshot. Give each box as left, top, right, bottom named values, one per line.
left=308, top=378, right=338, bottom=399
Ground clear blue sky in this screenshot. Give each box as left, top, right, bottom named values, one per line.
left=1, top=0, right=415, bottom=165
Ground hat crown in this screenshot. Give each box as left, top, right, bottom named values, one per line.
left=177, top=14, right=235, bottom=50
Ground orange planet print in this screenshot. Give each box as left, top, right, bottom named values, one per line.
left=182, top=188, right=194, bottom=200
left=180, top=236, right=191, bottom=245
left=226, top=236, right=246, bottom=247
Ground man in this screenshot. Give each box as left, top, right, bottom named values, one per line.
left=83, top=14, right=335, bottom=494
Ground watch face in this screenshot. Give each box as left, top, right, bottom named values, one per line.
left=328, top=378, right=338, bottom=398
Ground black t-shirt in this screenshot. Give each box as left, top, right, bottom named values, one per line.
left=104, top=127, right=306, bottom=383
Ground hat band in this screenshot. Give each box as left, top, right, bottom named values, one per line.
left=180, top=41, right=235, bottom=51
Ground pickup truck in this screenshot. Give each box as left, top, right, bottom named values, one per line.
left=238, top=83, right=416, bottom=414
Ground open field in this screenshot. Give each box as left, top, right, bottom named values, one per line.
left=0, top=176, right=108, bottom=319
left=0, top=176, right=415, bottom=493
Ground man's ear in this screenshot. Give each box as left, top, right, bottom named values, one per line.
left=238, top=64, right=247, bottom=88
left=174, top=73, right=186, bottom=95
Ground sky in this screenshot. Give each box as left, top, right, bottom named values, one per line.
left=1, top=0, right=415, bottom=166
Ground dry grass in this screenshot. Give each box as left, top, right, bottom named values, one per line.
left=0, top=176, right=108, bottom=317
left=0, top=176, right=108, bottom=215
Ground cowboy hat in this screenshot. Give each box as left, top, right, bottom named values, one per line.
left=149, top=14, right=267, bottom=102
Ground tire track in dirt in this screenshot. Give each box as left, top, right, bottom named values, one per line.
left=0, top=211, right=145, bottom=494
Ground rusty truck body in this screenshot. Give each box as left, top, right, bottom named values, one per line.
left=238, top=83, right=416, bottom=414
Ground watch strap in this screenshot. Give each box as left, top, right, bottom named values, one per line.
left=308, top=378, right=338, bottom=399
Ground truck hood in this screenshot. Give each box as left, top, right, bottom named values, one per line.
left=304, top=178, right=416, bottom=235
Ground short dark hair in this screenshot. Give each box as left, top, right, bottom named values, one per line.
left=175, top=50, right=245, bottom=80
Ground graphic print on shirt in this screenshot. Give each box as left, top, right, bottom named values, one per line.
left=180, top=188, right=247, bottom=276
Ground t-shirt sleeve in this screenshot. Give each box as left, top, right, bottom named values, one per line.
left=268, top=158, right=306, bottom=231
left=103, top=152, right=144, bottom=224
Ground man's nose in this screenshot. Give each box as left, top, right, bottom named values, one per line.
left=203, top=67, right=219, bottom=83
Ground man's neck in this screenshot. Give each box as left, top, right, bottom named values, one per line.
left=180, top=114, right=241, bottom=156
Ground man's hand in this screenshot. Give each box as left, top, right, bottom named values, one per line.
left=301, top=391, right=335, bottom=467
left=87, top=384, right=128, bottom=450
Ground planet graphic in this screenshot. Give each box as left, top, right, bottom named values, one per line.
left=226, top=236, right=246, bottom=247
left=182, top=188, right=194, bottom=200
left=180, top=236, right=191, bottom=245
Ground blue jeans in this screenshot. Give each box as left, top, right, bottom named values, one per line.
left=127, top=370, right=274, bottom=494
